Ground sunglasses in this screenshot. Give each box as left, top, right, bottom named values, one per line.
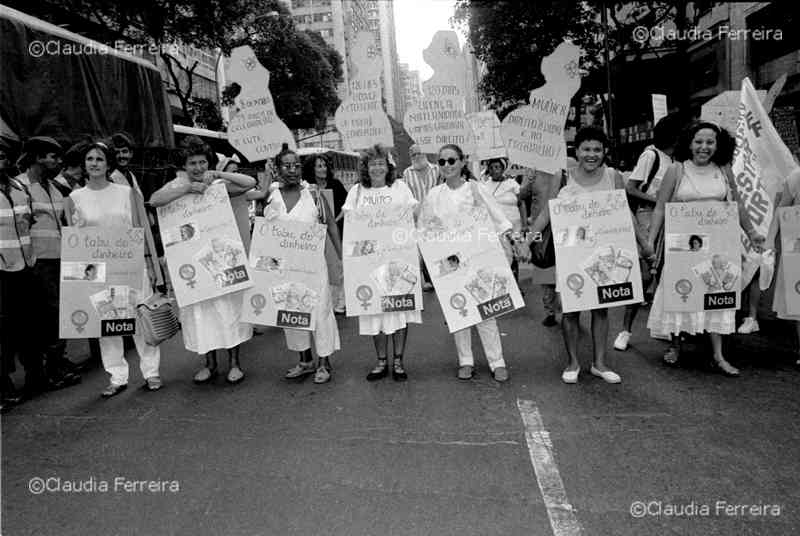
left=438, top=157, right=459, bottom=166
left=281, top=163, right=301, bottom=169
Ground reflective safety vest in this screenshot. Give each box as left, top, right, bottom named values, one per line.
left=29, top=179, right=64, bottom=259
left=0, top=178, right=35, bottom=271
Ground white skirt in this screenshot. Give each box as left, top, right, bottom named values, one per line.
left=647, top=280, right=735, bottom=336
left=180, top=291, right=252, bottom=354
left=358, top=310, right=422, bottom=336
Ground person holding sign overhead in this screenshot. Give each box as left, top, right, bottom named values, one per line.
left=343, top=145, right=420, bottom=381
left=149, top=137, right=256, bottom=385
left=63, top=142, right=162, bottom=397
left=646, top=122, right=764, bottom=375
left=531, top=128, right=626, bottom=384
left=269, top=146, right=342, bottom=384
left=421, top=144, right=512, bottom=382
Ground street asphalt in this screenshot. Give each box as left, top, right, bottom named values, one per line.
left=3, top=268, right=800, bottom=535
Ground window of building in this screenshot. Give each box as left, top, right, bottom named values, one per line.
left=293, top=0, right=308, bottom=8
left=313, top=12, right=332, bottom=23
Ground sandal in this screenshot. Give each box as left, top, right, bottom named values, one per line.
left=663, top=347, right=679, bottom=365
left=366, top=358, right=388, bottom=381
left=392, top=358, right=407, bottom=382
left=193, top=366, right=218, bottom=384
left=101, top=383, right=127, bottom=398
left=285, top=361, right=315, bottom=380
left=227, top=367, right=244, bottom=384
left=313, top=366, right=331, bottom=384
left=145, top=376, right=163, bottom=391
left=714, top=357, right=740, bottom=377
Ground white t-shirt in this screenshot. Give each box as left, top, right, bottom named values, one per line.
left=424, top=180, right=512, bottom=234
left=483, top=178, right=521, bottom=231
left=628, top=145, right=672, bottom=197
left=342, top=180, right=417, bottom=211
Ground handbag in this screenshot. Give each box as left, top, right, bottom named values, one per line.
left=136, top=293, right=180, bottom=346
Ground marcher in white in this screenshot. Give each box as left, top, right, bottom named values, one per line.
left=770, top=168, right=800, bottom=364
left=402, top=144, right=439, bottom=292
left=64, top=142, right=162, bottom=397
left=343, top=144, right=420, bottom=381
left=420, top=143, right=512, bottom=382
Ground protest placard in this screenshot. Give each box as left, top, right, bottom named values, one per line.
left=157, top=182, right=252, bottom=307
left=418, top=198, right=523, bottom=332
left=467, top=111, right=506, bottom=161
left=242, top=217, right=326, bottom=330
left=59, top=227, right=144, bottom=338
left=549, top=190, right=642, bottom=313
left=335, top=31, right=393, bottom=150
left=500, top=41, right=582, bottom=174
left=778, top=206, right=800, bottom=315
left=663, top=202, right=741, bottom=312
left=224, top=45, right=296, bottom=162
left=343, top=204, right=421, bottom=316
left=403, top=31, right=475, bottom=155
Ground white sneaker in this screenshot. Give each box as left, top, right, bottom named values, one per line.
left=737, top=317, right=759, bottom=334
left=613, top=330, right=631, bottom=351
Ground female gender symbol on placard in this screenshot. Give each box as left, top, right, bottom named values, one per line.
left=356, top=285, right=373, bottom=310
left=250, top=294, right=266, bottom=315
left=450, top=293, right=468, bottom=316
left=179, top=264, right=197, bottom=288
left=566, top=273, right=584, bottom=297
left=67, top=233, right=80, bottom=248
left=71, top=310, right=89, bottom=333
left=675, top=279, right=693, bottom=302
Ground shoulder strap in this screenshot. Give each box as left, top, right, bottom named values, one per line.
left=308, top=187, right=326, bottom=224
left=669, top=162, right=684, bottom=202
left=642, top=149, right=660, bottom=192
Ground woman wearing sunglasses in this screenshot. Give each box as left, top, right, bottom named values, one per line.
left=418, top=144, right=513, bottom=382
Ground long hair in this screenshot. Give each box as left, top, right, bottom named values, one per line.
left=674, top=121, right=735, bottom=166
left=359, top=144, right=396, bottom=187
left=303, top=153, right=335, bottom=185
left=438, top=143, right=475, bottom=181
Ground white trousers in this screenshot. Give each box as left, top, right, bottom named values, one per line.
left=453, top=318, right=505, bottom=371
left=99, top=335, right=161, bottom=386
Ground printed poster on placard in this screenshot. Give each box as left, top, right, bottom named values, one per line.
left=343, top=204, right=422, bottom=316
left=663, top=202, right=741, bottom=312
left=157, top=182, right=252, bottom=307
left=778, top=206, right=800, bottom=315
left=550, top=190, right=643, bottom=313
left=418, top=202, right=523, bottom=332
left=242, top=217, right=326, bottom=330
left=59, top=227, right=144, bottom=338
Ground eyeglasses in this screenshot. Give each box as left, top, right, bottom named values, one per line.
left=281, top=163, right=301, bottom=170
left=438, top=157, right=459, bottom=166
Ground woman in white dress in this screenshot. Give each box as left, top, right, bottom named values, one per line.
left=149, top=137, right=256, bottom=384
left=343, top=145, right=420, bottom=381
left=646, top=122, right=764, bottom=375
left=419, top=144, right=512, bottom=382
left=482, top=158, right=528, bottom=284
left=269, top=147, right=342, bottom=384
left=770, top=168, right=800, bottom=364
left=63, top=142, right=162, bottom=397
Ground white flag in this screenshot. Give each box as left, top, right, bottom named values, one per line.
left=732, top=77, right=799, bottom=287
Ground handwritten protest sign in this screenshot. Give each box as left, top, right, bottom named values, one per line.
left=59, top=227, right=144, bottom=338
left=467, top=111, right=506, bottom=161
left=343, top=204, right=421, bottom=316
left=549, top=190, right=642, bottom=313
left=778, top=206, right=800, bottom=315
left=224, top=45, right=296, bottom=162
left=335, top=31, right=392, bottom=150
left=418, top=197, right=523, bottom=332
left=500, top=41, right=582, bottom=174
left=663, top=202, right=741, bottom=312
left=157, top=183, right=252, bottom=307
left=403, top=31, right=475, bottom=155
left=242, top=217, right=326, bottom=330
left=733, top=77, right=800, bottom=287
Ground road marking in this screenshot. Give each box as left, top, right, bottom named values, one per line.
left=517, top=399, right=583, bottom=536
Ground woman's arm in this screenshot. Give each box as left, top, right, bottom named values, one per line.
left=721, top=165, right=763, bottom=247
left=63, top=196, right=76, bottom=226
left=647, top=163, right=679, bottom=252
left=149, top=180, right=194, bottom=207
left=529, top=171, right=561, bottom=235
left=320, top=195, right=342, bottom=258
left=210, top=170, right=257, bottom=195
left=518, top=193, right=529, bottom=231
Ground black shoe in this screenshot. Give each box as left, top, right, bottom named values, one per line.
left=392, top=358, right=407, bottom=382
left=542, top=315, right=558, bottom=327
left=366, top=359, right=389, bottom=381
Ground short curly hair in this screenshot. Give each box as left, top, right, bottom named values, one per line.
left=176, top=135, right=212, bottom=168
left=359, top=144, right=396, bottom=187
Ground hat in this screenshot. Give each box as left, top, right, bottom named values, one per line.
left=17, top=136, right=62, bottom=168
left=111, top=132, right=135, bottom=149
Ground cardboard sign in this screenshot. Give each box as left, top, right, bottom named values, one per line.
left=663, top=202, right=741, bottom=312
left=403, top=31, right=475, bottom=155
left=467, top=111, right=507, bottom=161
left=343, top=204, right=422, bottom=316
left=778, top=206, right=800, bottom=315
left=157, top=183, right=252, bottom=307
left=652, top=94, right=667, bottom=124
left=334, top=31, right=393, bottom=150
left=500, top=41, right=582, bottom=174
left=417, top=198, right=523, bottom=332
left=242, top=217, right=326, bottom=330
left=59, top=227, right=144, bottom=338
left=549, top=190, right=643, bottom=313
left=224, top=45, right=296, bottom=162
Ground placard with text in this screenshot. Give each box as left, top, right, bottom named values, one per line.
left=778, top=206, right=800, bottom=315
left=550, top=190, right=643, bottom=313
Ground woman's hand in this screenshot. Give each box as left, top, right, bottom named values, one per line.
left=640, top=242, right=655, bottom=260
left=189, top=181, right=208, bottom=194
left=748, top=229, right=765, bottom=252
